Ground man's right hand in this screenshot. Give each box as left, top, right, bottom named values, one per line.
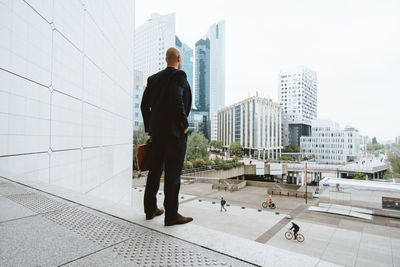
left=184, top=127, right=189, bottom=134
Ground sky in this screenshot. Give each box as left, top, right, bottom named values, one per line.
left=135, top=0, right=400, bottom=142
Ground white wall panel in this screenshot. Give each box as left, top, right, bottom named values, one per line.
left=24, top=0, right=53, bottom=23
left=5, top=0, right=52, bottom=86
left=83, top=57, right=102, bottom=107
left=52, top=31, right=83, bottom=99
left=50, top=149, right=81, bottom=191
left=51, top=91, right=82, bottom=150
left=0, top=0, right=134, bottom=206
left=53, top=0, right=84, bottom=50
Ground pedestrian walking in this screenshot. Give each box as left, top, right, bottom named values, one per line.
left=220, top=197, right=227, bottom=212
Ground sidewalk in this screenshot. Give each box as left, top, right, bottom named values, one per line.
left=0, top=177, right=253, bottom=267
left=0, top=176, right=339, bottom=267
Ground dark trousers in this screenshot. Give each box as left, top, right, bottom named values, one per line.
left=144, top=134, right=187, bottom=219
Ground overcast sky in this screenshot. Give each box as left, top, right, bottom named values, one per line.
left=136, top=0, right=400, bottom=142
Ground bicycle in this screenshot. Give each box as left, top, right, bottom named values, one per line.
left=262, top=201, right=276, bottom=209
left=285, top=229, right=305, bottom=242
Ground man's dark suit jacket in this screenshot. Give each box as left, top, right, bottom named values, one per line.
left=141, top=67, right=192, bottom=138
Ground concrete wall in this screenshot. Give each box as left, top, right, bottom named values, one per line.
left=0, top=0, right=135, bottom=205
left=183, top=166, right=245, bottom=181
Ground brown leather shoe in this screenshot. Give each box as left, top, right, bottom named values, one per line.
left=164, top=214, right=193, bottom=226
left=146, top=208, right=164, bottom=220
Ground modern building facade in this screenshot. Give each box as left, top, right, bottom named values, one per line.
left=0, top=0, right=135, bottom=205
left=193, top=20, right=226, bottom=140
left=278, top=66, right=317, bottom=147
left=187, top=109, right=209, bottom=137
left=218, top=96, right=283, bottom=160
left=210, top=113, right=218, bottom=141
left=208, top=20, right=226, bottom=116
left=194, top=38, right=210, bottom=113
left=395, top=136, right=400, bottom=145
left=175, top=36, right=194, bottom=90
left=133, top=70, right=144, bottom=129
left=300, top=120, right=361, bottom=164
left=135, top=13, right=175, bottom=83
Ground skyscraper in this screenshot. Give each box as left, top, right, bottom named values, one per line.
left=193, top=20, right=226, bottom=140
left=208, top=20, right=226, bottom=116
left=175, top=36, right=194, bottom=90
left=135, top=13, right=176, bottom=83
left=194, top=38, right=210, bottom=113
left=278, top=66, right=317, bottom=147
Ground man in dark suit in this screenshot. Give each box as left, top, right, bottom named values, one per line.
left=141, top=47, right=193, bottom=226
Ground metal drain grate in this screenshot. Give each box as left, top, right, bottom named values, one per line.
left=0, top=183, right=29, bottom=195
left=5, top=193, right=71, bottom=213
left=112, top=232, right=252, bottom=267
left=43, top=208, right=148, bottom=247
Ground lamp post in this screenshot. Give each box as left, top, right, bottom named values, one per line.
left=305, top=162, right=308, bottom=204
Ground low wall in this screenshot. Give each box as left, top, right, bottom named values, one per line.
left=183, top=166, right=245, bottom=181
left=212, top=180, right=247, bottom=191
left=269, top=188, right=313, bottom=199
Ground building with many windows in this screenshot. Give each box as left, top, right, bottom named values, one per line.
left=278, top=66, right=317, bottom=147
left=194, top=38, right=210, bottom=113
left=134, top=13, right=175, bottom=83
left=133, top=70, right=144, bottom=129
left=175, top=36, right=194, bottom=90
left=395, top=136, right=400, bottom=145
left=193, top=21, right=226, bottom=140
left=300, top=120, right=361, bottom=164
left=218, top=96, right=283, bottom=160
left=208, top=20, right=226, bottom=117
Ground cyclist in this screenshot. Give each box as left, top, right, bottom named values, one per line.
left=267, top=195, right=273, bottom=207
left=290, top=221, right=300, bottom=239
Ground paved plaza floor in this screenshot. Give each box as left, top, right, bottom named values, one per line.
left=2, top=176, right=400, bottom=266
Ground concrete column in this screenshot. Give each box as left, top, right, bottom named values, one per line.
left=262, top=103, right=266, bottom=148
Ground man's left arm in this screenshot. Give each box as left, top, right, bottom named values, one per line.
left=172, top=72, right=190, bottom=132
left=141, top=83, right=151, bottom=133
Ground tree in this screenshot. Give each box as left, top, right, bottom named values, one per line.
left=372, top=137, right=378, bottom=145
left=354, top=172, right=366, bottom=180
left=133, top=123, right=149, bottom=170
left=388, top=154, right=400, bottom=177
left=210, top=140, right=223, bottom=150
left=186, top=132, right=209, bottom=161
left=283, top=146, right=300, bottom=153
left=229, top=141, right=243, bottom=155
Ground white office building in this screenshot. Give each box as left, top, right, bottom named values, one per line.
left=210, top=113, right=218, bottom=141
left=218, top=96, right=283, bottom=160
left=208, top=20, right=226, bottom=116
left=133, top=70, right=144, bottom=129
left=300, top=120, right=361, bottom=164
left=0, top=0, right=135, bottom=205
left=134, top=13, right=175, bottom=83
left=278, top=66, right=317, bottom=147
left=208, top=21, right=226, bottom=140
left=395, top=136, right=400, bottom=145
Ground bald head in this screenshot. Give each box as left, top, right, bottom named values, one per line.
left=166, top=47, right=182, bottom=69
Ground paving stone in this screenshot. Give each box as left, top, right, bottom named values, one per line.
left=0, top=183, right=30, bottom=196
left=65, top=230, right=253, bottom=267
left=0, top=197, right=36, bottom=222
left=0, top=215, right=103, bottom=267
